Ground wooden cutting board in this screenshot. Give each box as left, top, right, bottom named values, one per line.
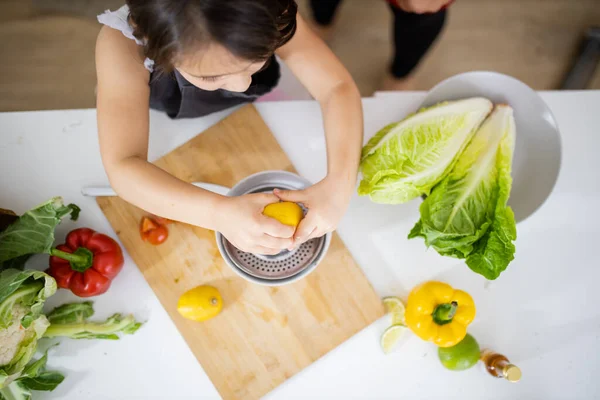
left=97, top=105, right=384, bottom=400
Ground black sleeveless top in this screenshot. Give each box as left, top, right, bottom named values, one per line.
left=148, top=56, right=280, bottom=119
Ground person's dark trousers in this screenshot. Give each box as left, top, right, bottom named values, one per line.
left=310, top=0, right=343, bottom=25
left=309, top=0, right=447, bottom=78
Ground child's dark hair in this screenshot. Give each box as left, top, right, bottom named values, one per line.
left=127, top=0, right=297, bottom=72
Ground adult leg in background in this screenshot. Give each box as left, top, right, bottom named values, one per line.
left=308, top=0, right=343, bottom=40
left=382, top=5, right=447, bottom=90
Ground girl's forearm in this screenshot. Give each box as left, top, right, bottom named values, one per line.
left=105, top=156, right=223, bottom=229
left=319, top=81, right=363, bottom=190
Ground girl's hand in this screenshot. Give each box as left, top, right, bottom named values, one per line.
left=215, top=193, right=295, bottom=255
left=273, top=177, right=354, bottom=247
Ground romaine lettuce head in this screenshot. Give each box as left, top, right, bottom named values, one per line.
left=409, top=105, right=517, bottom=280
left=359, top=97, right=493, bottom=204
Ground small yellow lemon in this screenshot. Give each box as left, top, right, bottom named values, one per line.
left=177, top=285, right=223, bottom=322
left=262, top=201, right=304, bottom=228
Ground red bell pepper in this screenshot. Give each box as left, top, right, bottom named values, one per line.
left=48, top=228, right=124, bottom=297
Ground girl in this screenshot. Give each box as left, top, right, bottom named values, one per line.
left=95, top=0, right=362, bottom=255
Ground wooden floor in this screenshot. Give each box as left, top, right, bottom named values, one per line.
left=0, top=0, right=598, bottom=111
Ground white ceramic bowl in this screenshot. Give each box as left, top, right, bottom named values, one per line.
left=422, top=71, right=562, bottom=222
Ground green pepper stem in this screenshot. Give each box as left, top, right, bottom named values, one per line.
left=51, top=247, right=94, bottom=272
left=432, top=301, right=458, bottom=325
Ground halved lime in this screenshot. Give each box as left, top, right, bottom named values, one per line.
left=380, top=324, right=408, bottom=354
left=383, top=296, right=405, bottom=325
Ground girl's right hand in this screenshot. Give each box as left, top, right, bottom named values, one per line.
left=214, top=193, right=295, bottom=255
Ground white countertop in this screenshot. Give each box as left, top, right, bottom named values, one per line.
left=1, top=91, right=599, bottom=400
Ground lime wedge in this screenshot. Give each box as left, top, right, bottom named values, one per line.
left=380, top=324, right=408, bottom=354
left=383, top=296, right=405, bottom=325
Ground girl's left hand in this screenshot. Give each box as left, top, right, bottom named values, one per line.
left=273, top=177, right=354, bottom=248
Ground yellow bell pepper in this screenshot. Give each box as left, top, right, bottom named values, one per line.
left=405, top=281, right=476, bottom=348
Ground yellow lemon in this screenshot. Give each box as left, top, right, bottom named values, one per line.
left=262, top=201, right=304, bottom=228
left=177, top=285, right=223, bottom=322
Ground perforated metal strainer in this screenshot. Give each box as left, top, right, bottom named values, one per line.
left=216, top=171, right=331, bottom=286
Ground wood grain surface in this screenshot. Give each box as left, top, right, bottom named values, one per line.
left=97, top=105, right=384, bottom=400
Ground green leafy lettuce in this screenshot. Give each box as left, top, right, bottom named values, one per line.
left=359, top=97, right=493, bottom=204
left=0, top=198, right=80, bottom=271
left=409, top=105, right=517, bottom=280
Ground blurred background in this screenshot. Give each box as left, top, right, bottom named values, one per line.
left=0, top=0, right=598, bottom=112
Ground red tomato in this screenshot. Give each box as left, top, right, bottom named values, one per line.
left=141, top=217, right=158, bottom=232
left=140, top=217, right=169, bottom=245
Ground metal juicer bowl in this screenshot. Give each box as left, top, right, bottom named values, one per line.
left=215, top=171, right=331, bottom=286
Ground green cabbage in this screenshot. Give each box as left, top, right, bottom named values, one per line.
left=409, top=105, right=517, bottom=280
left=359, top=97, right=493, bottom=204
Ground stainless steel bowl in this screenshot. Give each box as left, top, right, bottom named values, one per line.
left=216, top=171, right=331, bottom=286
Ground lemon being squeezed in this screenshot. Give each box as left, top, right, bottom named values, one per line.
left=262, top=201, right=304, bottom=228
